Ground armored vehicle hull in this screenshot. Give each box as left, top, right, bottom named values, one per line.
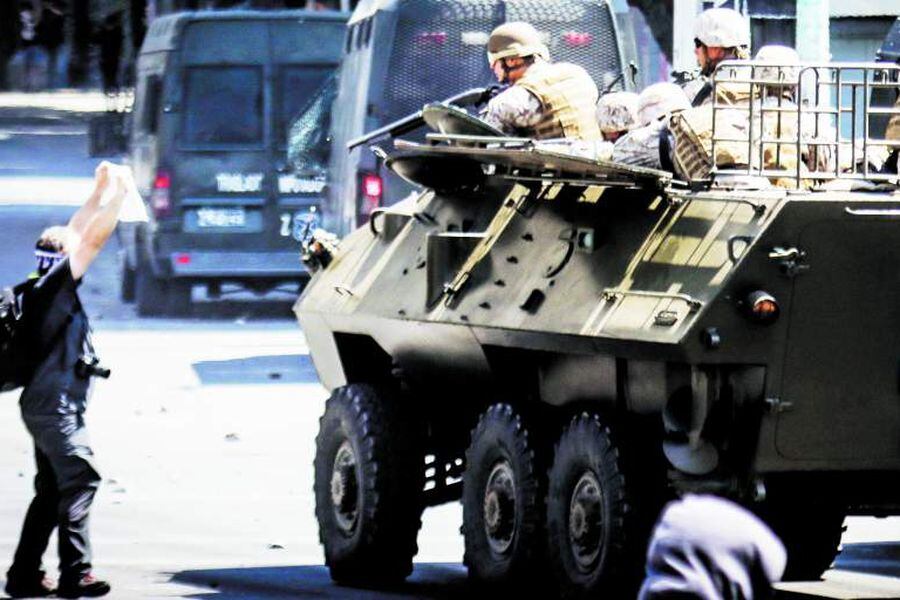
left=296, top=89, right=900, bottom=595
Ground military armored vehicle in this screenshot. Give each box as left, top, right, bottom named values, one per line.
left=295, top=62, right=900, bottom=596
left=325, top=0, right=638, bottom=237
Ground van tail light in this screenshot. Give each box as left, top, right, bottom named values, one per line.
left=416, top=31, right=448, bottom=45
left=358, top=173, right=383, bottom=225
left=563, top=32, right=593, bottom=47
left=745, top=290, right=780, bottom=324
left=151, top=170, right=172, bottom=219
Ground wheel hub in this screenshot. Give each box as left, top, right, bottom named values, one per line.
left=483, top=460, right=516, bottom=554
left=569, top=471, right=604, bottom=571
left=330, top=441, right=359, bottom=533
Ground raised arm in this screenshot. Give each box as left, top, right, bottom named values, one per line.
left=69, top=166, right=128, bottom=281
left=67, top=161, right=112, bottom=237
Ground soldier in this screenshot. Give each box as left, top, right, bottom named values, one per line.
left=481, top=22, right=602, bottom=140
left=684, top=7, right=751, bottom=107
left=612, top=83, right=689, bottom=170
left=596, top=91, right=639, bottom=142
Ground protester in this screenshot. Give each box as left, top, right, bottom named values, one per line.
left=4, top=163, right=135, bottom=599
left=639, top=495, right=787, bottom=600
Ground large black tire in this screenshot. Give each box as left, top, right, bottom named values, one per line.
left=165, top=280, right=192, bottom=317
left=314, top=384, right=424, bottom=586
left=758, top=490, right=846, bottom=581
left=546, top=414, right=635, bottom=599
left=119, top=254, right=136, bottom=303
left=462, top=404, right=544, bottom=586
left=136, top=262, right=192, bottom=317
left=135, top=260, right=167, bottom=317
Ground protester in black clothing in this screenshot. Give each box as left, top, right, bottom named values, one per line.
left=4, top=162, right=127, bottom=599
left=0, top=0, right=22, bottom=90
left=96, top=12, right=123, bottom=95
left=37, top=0, right=65, bottom=89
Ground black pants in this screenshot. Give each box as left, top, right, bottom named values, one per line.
left=8, top=416, right=101, bottom=585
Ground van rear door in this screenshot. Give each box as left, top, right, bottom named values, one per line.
left=169, top=16, right=343, bottom=282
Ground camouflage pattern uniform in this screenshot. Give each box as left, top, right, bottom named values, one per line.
left=482, top=86, right=544, bottom=134
left=612, top=121, right=669, bottom=169
left=484, top=61, right=602, bottom=140
left=613, top=83, right=689, bottom=170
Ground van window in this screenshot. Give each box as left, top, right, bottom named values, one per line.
left=287, top=73, right=339, bottom=176
left=278, top=65, right=335, bottom=149
left=183, top=66, right=263, bottom=146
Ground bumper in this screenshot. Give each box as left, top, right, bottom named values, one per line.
left=168, top=251, right=307, bottom=278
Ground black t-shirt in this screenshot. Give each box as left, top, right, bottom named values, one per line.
left=19, top=258, right=92, bottom=416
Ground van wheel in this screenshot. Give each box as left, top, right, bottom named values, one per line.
left=546, top=414, right=635, bottom=599
left=462, top=404, right=544, bottom=587
left=165, top=280, right=192, bottom=317
left=136, top=261, right=168, bottom=317
left=314, top=384, right=424, bottom=586
left=120, top=264, right=136, bottom=303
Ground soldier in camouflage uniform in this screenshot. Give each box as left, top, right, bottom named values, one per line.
left=596, top=91, right=639, bottom=142
left=481, top=22, right=602, bottom=141
left=612, top=83, right=689, bottom=170
left=683, top=8, right=751, bottom=107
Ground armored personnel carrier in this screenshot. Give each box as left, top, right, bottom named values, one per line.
left=295, top=62, right=900, bottom=596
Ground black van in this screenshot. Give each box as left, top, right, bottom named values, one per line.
left=321, top=0, right=637, bottom=237
left=123, top=10, right=347, bottom=316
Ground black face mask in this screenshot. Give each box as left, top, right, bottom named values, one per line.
left=35, top=249, right=65, bottom=276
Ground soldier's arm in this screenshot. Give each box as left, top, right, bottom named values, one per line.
left=482, top=87, right=544, bottom=133
left=69, top=168, right=128, bottom=280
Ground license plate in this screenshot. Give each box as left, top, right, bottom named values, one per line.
left=196, top=208, right=246, bottom=228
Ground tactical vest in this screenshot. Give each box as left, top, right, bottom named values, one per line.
left=516, top=62, right=602, bottom=141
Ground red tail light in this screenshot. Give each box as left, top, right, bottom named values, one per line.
left=563, top=32, right=593, bottom=47
left=151, top=171, right=172, bottom=219
left=358, top=173, right=383, bottom=225
left=415, top=31, right=448, bottom=45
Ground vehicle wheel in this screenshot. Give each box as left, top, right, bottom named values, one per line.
left=314, top=384, right=424, bottom=586
left=462, top=404, right=544, bottom=586
left=758, top=491, right=845, bottom=581
left=546, top=414, right=633, bottom=599
left=165, top=280, right=192, bottom=317
left=120, top=263, right=136, bottom=303
left=135, top=261, right=167, bottom=317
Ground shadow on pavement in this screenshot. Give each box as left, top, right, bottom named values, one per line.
left=171, top=564, right=471, bottom=599
left=192, top=354, right=318, bottom=385
left=835, top=542, right=900, bottom=578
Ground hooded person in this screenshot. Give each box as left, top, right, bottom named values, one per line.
left=639, top=495, right=787, bottom=600
left=611, top=83, right=690, bottom=170
left=480, top=22, right=602, bottom=140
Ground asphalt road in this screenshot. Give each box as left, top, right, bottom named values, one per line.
left=1, top=98, right=900, bottom=599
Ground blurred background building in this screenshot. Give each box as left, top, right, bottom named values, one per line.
left=0, top=0, right=896, bottom=92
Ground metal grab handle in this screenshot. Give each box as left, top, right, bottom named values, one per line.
left=844, top=207, right=900, bottom=217
left=727, top=235, right=754, bottom=264
left=369, top=208, right=387, bottom=236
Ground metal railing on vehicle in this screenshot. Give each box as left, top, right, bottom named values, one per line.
left=709, top=60, right=900, bottom=187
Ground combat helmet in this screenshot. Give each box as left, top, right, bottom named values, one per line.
left=694, top=8, right=751, bottom=51
left=637, top=82, right=690, bottom=126
left=596, top=91, right=640, bottom=134
left=755, top=45, right=801, bottom=90
left=487, top=22, right=550, bottom=65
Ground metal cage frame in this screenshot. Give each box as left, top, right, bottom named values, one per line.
left=709, top=60, right=900, bottom=186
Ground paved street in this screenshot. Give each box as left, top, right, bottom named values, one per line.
left=1, top=95, right=900, bottom=599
